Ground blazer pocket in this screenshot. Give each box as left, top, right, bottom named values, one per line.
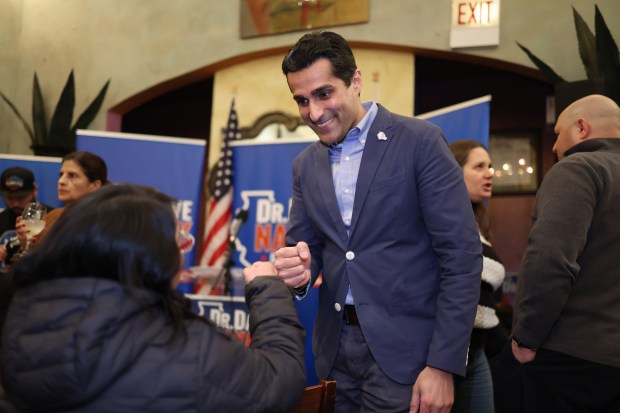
left=368, top=170, right=406, bottom=193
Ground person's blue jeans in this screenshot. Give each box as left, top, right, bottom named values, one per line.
left=452, top=348, right=494, bottom=413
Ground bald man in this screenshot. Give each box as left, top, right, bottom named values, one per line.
left=498, top=94, right=620, bottom=412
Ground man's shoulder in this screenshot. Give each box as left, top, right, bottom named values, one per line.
left=376, top=104, right=436, bottom=127
left=293, top=140, right=322, bottom=162
left=374, top=105, right=443, bottom=142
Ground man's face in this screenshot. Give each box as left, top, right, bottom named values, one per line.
left=286, top=58, right=364, bottom=146
left=3, top=192, right=35, bottom=215
left=553, top=112, right=583, bottom=160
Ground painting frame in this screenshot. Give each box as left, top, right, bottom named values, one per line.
left=489, top=130, right=540, bottom=195
left=240, top=0, right=369, bottom=39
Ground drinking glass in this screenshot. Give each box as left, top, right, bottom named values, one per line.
left=21, top=203, right=47, bottom=249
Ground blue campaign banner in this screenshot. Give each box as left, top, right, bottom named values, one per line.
left=0, top=154, right=63, bottom=210
left=417, top=95, right=491, bottom=148
left=230, top=139, right=315, bottom=266
left=76, top=130, right=206, bottom=267
left=230, top=137, right=319, bottom=386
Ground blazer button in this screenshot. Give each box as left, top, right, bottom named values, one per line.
left=346, top=251, right=355, bottom=260
left=335, top=303, right=342, bottom=312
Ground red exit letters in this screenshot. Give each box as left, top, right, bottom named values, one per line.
left=457, top=1, right=495, bottom=25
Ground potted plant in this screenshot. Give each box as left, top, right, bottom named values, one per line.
left=0, top=70, right=110, bottom=156
left=517, top=5, right=619, bottom=116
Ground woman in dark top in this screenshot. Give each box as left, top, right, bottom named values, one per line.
left=1, top=184, right=306, bottom=413
left=450, top=140, right=507, bottom=413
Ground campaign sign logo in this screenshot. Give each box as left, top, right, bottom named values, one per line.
left=232, top=189, right=291, bottom=267
left=187, top=294, right=251, bottom=346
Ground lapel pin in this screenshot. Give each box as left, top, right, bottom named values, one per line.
left=377, top=131, right=387, bottom=141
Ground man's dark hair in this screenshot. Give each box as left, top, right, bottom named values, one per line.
left=282, top=31, right=357, bottom=86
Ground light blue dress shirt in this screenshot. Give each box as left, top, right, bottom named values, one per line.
left=328, top=101, right=378, bottom=305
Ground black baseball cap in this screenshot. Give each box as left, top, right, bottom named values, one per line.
left=0, top=167, right=36, bottom=197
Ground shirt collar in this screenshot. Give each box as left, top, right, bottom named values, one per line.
left=332, top=101, right=377, bottom=149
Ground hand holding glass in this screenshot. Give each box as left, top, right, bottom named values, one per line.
left=22, top=203, right=46, bottom=248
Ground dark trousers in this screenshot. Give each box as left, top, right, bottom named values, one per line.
left=328, top=323, right=413, bottom=413
left=496, top=342, right=620, bottom=413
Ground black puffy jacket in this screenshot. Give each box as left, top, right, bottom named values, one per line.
left=1, top=276, right=306, bottom=412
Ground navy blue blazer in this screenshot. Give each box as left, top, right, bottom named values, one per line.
left=286, top=105, right=482, bottom=384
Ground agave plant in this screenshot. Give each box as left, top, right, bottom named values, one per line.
left=516, top=5, right=620, bottom=105
left=0, top=70, right=110, bottom=154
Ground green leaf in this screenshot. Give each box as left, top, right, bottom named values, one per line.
left=71, top=79, right=110, bottom=134
left=32, top=73, right=48, bottom=146
left=594, top=5, right=620, bottom=104
left=573, top=6, right=599, bottom=80
left=0, top=90, right=35, bottom=142
left=48, top=70, right=76, bottom=147
left=516, top=42, right=566, bottom=84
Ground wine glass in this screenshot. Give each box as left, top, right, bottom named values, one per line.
left=21, top=202, right=47, bottom=249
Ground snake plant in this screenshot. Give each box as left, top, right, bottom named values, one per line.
left=0, top=70, right=110, bottom=154
left=516, top=5, right=619, bottom=105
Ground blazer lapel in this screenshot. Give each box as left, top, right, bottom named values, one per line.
left=349, top=106, right=393, bottom=236
left=313, top=144, right=349, bottom=242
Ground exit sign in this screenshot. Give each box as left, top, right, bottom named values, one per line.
left=450, top=0, right=500, bottom=48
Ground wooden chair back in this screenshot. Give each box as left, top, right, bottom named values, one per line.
left=288, top=379, right=336, bottom=413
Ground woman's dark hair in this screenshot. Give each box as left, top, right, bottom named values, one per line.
left=449, top=139, right=492, bottom=240
left=282, top=31, right=357, bottom=86
left=9, top=184, right=197, bottom=340
left=63, top=151, right=109, bottom=185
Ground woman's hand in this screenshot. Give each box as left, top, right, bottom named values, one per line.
left=15, top=216, right=38, bottom=251
left=243, top=261, right=277, bottom=284
left=15, top=216, right=29, bottom=250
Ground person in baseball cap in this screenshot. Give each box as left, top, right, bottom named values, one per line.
left=0, top=167, right=38, bottom=233
left=0, top=166, right=53, bottom=272
left=0, top=166, right=36, bottom=197
left=0, top=166, right=48, bottom=269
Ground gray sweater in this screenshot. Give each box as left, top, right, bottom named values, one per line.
left=513, top=137, right=620, bottom=368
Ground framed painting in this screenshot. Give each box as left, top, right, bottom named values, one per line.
left=489, top=130, right=540, bottom=194
left=240, top=0, right=369, bottom=38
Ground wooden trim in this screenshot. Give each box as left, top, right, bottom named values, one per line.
left=107, top=42, right=547, bottom=118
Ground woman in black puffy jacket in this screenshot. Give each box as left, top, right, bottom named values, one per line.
left=0, top=184, right=306, bottom=413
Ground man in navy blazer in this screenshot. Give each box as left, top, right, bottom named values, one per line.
left=275, top=31, right=482, bottom=413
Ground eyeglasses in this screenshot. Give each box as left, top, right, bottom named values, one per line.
left=176, top=228, right=195, bottom=254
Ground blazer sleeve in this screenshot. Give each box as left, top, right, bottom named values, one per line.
left=414, top=126, right=483, bottom=375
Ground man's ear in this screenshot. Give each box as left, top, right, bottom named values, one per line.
left=577, top=118, right=590, bottom=140
left=351, top=69, right=362, bottom=96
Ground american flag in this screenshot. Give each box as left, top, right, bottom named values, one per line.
left=198, top=99, right=239, bottom=273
